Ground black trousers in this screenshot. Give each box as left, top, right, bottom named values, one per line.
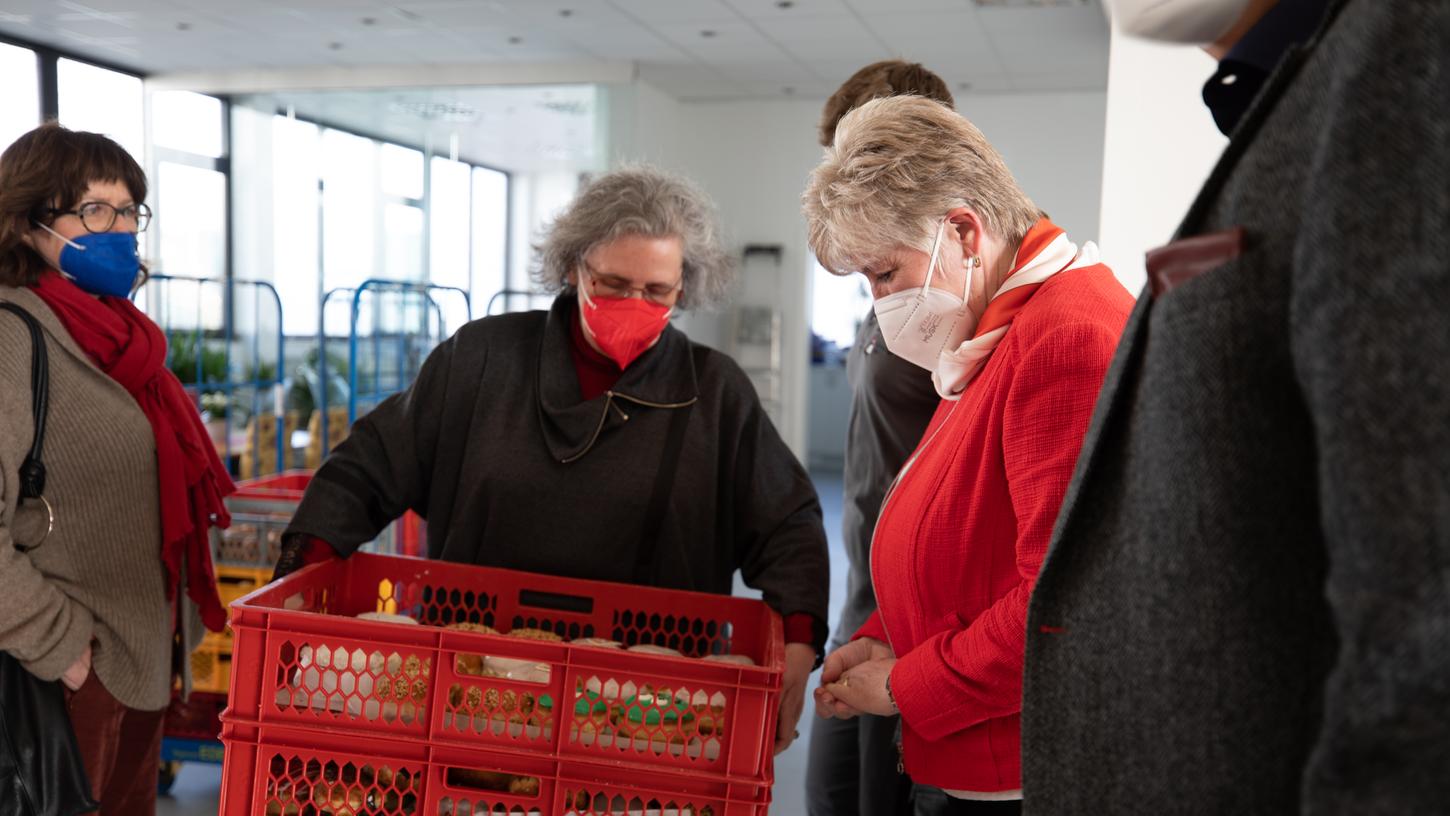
left=805, top=711, right=956, bottom=816
left=940, top=796, right=1022, bottom=815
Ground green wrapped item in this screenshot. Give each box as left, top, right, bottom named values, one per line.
left=571, top=691, right=606, bottom=718
left=621, top=691, right=695, bottom=727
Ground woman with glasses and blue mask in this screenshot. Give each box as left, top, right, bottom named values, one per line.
left=801, top=96, right=1134, bottom=812
left=274, top=165, right=830, bottom=756
left=0, top=123, right=234, bottom=813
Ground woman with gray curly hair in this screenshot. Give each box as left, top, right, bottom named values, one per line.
left=276, top=166, right=829, bottom=755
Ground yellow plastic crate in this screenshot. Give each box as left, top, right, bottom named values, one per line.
left=190, top=641, right=233, bottom=696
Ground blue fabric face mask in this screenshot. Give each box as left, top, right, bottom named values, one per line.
left=36, top=223, right=140, bottom=297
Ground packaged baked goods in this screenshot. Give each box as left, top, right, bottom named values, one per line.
left=625, top=644, right=684, bottom=658
left=570, top=637, right=623, bottom=649
left=481, top=656, right=551, bottom=684
left=507, top=627, right=563, bottom=642
left=701, top=654, right=755, bottom=666
left=446, top=622, right=499, bottom=635
left=356, top=611, right=417, bottom=625
left=446, top=622, right=501, bottom=676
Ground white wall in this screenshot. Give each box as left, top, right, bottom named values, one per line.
left=1098, top=32, right=1228, bottom=292
left=960, top=91, right=1109, bottom=246
left=607, top=83, right=1111, bottom=462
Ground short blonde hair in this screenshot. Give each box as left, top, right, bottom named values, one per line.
left=803, top=95, right=1042, bottom=276
left=533, top=165, right=733, bottom=310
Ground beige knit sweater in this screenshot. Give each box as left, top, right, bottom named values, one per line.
left=0, top=284, right=201, bottom=711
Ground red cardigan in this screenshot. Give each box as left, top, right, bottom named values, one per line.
left=855, top=264, right=1132, bottom=792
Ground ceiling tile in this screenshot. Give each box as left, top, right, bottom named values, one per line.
left=757, top=14, right=887, bottom=62
left=564, top=24, right=688, bottom=60
left=861, top=10, right=1003, bottom=75
left=711, top=58, right=815, bottom=83
left=654, top=19, right=786, bottom=63
left=842, top=0, right=976, bottom=11
left=722, top=0, right=855, bottom=18
left=608, top=0, right=738, bottom=25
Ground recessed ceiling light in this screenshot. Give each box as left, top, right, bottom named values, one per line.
left=958, top=81, right=972, bottom=91
left=971, top=0, right=1088, bottom=6
left=559, top=8, right=574, bottom=17
left=776, top=0, right=795, bottom=8
left=175, top=21, right=191, bottom=31
left=782, top=86, right=796, bottom=95
left=328, top=41, right=343, bottom=50
left=508, top=35, right=524, bottom=44
left=700, top=29, right=717, bottom=38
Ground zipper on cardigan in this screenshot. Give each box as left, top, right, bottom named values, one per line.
left=557, top=391, right=699, bottom=464
left=896, top=741, right=905, bottom=775
left=560, top=393, right=616, bottom=464
left=613, top=391, right=699, bottom=410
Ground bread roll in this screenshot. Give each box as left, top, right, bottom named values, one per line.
left=508, top=627, right=563, bottom=642
left=702, top=654, right=755, bottom=666
left=626, top=644, right=684, bottom=658
left=356, top=611, right=417, bottom=625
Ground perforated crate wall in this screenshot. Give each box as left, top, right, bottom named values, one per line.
left=219, top=722, right=429, bottom=816
left=219, top=722, right=771, bottom=816
left=225, top=553, right=784, bottom=785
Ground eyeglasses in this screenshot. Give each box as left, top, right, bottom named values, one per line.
left=46, top=201, right=152, bottom=234
left=583, top=264, right=683, bottom=305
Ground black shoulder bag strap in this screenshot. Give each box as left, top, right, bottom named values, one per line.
left=632, top=345, right=705, bottom=587
left=0, top=302, right=50, bottom=552
left=0, top=301, right=98, bottom=816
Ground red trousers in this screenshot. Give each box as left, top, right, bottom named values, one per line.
left=63, top=672, right=165, bottom=814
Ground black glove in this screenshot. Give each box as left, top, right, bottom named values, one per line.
left=271, top=534, right=308, bottom=582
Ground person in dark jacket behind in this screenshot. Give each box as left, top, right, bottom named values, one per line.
left=275, top=166, right=829, bottom=755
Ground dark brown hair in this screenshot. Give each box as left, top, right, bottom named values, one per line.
left=0, top=122, right=149, bottom=287
left=819, top=60, right=955, bottom=147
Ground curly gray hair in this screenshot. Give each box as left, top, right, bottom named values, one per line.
left=532, top=166, right=734, bottom=310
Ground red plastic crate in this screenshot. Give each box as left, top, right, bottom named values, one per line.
left=224, top=552, right=784, bottom=787
left=219, top=720, right=770, bottom=815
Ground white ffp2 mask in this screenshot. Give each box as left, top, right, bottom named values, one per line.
left=1105, top=0, right=1253, bottom=44
left=873, top=218, right=974, bottom=376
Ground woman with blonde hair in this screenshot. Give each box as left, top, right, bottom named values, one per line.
left=804, top=96, right=1133, bottom=812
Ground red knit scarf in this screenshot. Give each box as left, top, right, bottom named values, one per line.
left=31, top=271, right=233, bottom=631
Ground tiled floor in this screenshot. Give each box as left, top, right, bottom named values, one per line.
left=158, top=472, right=849, bottom=816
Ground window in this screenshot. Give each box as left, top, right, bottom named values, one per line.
left=382, top=203, right=424, bottom=282
left=0, top=43, right=39, bottom=151
left=272, top=116, right=322, bottom=337
left=157, top=162, right=227, bottom=284
left=321, top=128, right=378, bottom=291
left=380, top=143, right=424, bottom=199
left=472, top=166, right=509, bottom=311
left=811, top=258, right=872, bottom=350
left=428, top=156, right=471, bottom=292
left=152, top=91, right=224, bottom=158
left=57, top=58, right=144, bottom=161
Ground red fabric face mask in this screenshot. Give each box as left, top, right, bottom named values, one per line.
left=578, top=288, right=673, bottom=369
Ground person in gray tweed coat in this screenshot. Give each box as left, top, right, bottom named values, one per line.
left=1023, top=0, right=1450, bottom=813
